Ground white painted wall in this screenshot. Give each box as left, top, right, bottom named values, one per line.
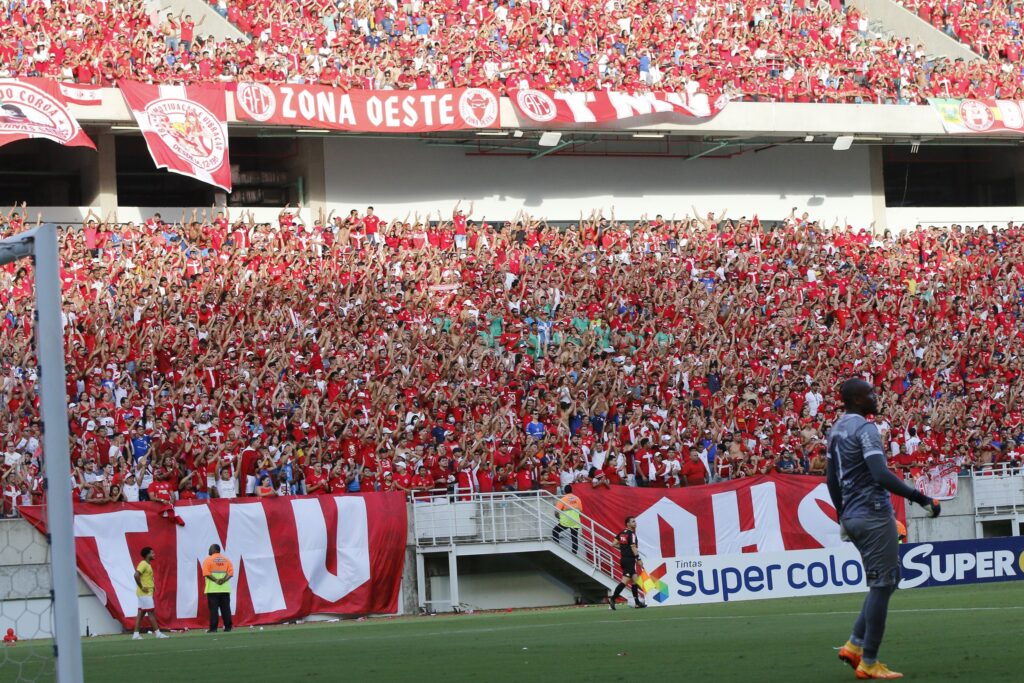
left=323, top=138, right=877, bottom=224
left=429, top=571, right=577, bottom=611
left=906, top=477, right=978, bottom=543
left=0, top=519, right=123, bottom=639
left=886, top=207, right=1024, bottom=227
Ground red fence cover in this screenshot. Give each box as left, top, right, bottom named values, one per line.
left=119, top=80, right=232, bottom=191
left=0, top=79, right=94, bottom=149
left=233, top=84, right=500, bottom=132
left=21, top=493, right=407, bottom=630
left=575, top=474, right=904, bottom=559
left=509, top=88, right=728, bottom=126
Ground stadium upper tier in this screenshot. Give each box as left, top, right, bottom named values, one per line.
left=0, top=0, right=1012, bottom=104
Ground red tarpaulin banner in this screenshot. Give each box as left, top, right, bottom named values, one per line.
left=233, top=84, right=500, bottom=132
left=118, top=80, right=232, bottom=191
left=0, top=79, right=94, bottom=149
left=58, top=82, right=103, bottom=107
left=509, top=88, right=728, bottom=126
left=20, top=493, right=407, bottom=630
left=575, top=474, right=905, bottom=559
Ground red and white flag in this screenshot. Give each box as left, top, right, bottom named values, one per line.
left=0, top=79, right=94, bottom=149
left=118, top=80, right=231, bottom=191
left=509, top=88, right=728, bottom=126
left=19, top=493, right=407, bottom=630
left=914, top=461, right=959, bottom=500
left=59, top=81, right=104, bottom=106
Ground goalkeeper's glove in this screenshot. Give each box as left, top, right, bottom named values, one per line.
left=923, top=498, right=941, bottom=518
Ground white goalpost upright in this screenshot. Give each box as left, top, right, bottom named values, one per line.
left=0, top=224, right=84, bottom=683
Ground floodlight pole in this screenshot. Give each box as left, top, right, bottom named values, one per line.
left=0, top=225, right=83, bottom=683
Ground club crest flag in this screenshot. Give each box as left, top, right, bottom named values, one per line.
left=0, top=79, right=94, bottom=149
left=913, top=461, right=959, bottom=501
left=929, top=98, right=1024, bottom=134
left=119, top=81, right=231, bottom=191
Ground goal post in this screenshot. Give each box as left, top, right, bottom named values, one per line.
left=0, top=224, right=83, bottom=683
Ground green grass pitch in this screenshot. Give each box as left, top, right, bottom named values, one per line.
left=4, top=583, right=1022, bottom=682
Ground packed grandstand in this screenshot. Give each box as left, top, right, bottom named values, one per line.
left=0, top=5, right=1021, bottom=682
left=0, top=0, right=1019, bottom=513
left=0, top=0, right=1018, bottom=103
left=0, top=203, right=1018, bottom=514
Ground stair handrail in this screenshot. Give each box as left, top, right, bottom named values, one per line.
left=410, top=490, right=622, bottom=583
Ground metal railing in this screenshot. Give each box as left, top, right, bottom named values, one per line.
left=971, top=463, right=1024, bottom=514
left=970, top=462, right=1023, bottom=478
left=411, top=490, right=620, bottom=582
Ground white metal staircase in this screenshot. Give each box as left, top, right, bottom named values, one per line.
left=411, top=490, right=620, bottom=612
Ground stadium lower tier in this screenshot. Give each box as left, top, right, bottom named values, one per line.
left=0, top=208, right=1020, bottom=513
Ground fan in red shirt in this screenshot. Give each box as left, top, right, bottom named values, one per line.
left=681, top=450, right=708, bottom=487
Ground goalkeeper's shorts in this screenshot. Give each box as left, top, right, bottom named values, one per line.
left=842, top=515, right=901, bottom=588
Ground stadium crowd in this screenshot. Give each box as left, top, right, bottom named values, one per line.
left=0, top=201, right=1021, bottom=515
left=0, top=0, right=1016, bottom=104
left=901, top=0, right=1024, bottom=63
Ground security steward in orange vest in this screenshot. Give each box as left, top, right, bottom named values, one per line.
left=203, top=544, right=234, bottom=633
left=553, top=485, right=583, bottom=554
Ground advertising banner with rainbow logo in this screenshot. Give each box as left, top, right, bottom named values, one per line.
left=634, top=536, right=1024, bottom=606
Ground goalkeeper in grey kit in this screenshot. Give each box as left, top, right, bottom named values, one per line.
left=826, top=378, right=941, bottom=680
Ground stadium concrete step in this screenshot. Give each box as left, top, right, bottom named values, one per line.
left=848, top=0, right=980, bottom=62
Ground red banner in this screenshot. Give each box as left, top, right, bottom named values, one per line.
left=119, top=80, right=232, bottom=191
left=509, top=88, right=727, bottom=126
left=233, top=84, right=499, bottom=132
left=0, top=79, right=94, bottom=149
left=58, top=82, right=103, bottom=107
left=576, top=475, right=905, bottom=559
left=20, top=493, right=407, bottom=630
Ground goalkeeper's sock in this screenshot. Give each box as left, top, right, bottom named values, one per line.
left=862, top=585, right=895, bottom=664
left=846, top=638, right=864, bottom=651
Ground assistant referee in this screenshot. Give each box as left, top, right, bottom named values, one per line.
left=203, top=544, right=234, bottom=633
left=826, top=378, right=940, bottom=680
left=608, top=515, right=646, bottom=610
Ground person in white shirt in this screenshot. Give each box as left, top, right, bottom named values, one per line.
left=137, top=458, right=154, bottom=498
left=122, top=472, right=141, bottom=502
left=805, top=382, right=824, bottom=417
left=213, top=467, right=238, bottom=499
left=905, top=427, right=921, bottom=455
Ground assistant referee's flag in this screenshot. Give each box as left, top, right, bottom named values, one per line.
left=118, top=81, right=232, bottom=191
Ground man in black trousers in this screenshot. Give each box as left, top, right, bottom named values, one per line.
left=203, top=544, right=234, bottom=633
